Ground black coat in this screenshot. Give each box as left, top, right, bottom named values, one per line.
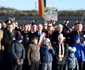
left=70, top=30, right=85, bottom=45
left=3, top=29, right=16, bottom=54
left=21, top=31, right=32, bottom=48
left=51, top=31, right=69, bottom=46
left=53, top=43, right=68, bottom=65
left=33, top=31, right=44, bottom=42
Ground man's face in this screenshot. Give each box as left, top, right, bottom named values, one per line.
left=43, top=23, right=47, bottom=30
left=33, top=25, right=37, bottom=30
left=38, top=24, right=43, bottom=31
left=7, top=24, right=14, bottom=32
left=57, top=25, right=63, bottom=32
left=48, top=25, right=53, bottom=31
left=75, top=24, right=82, bottom=32
left=24, top=25, right=28, bottom=31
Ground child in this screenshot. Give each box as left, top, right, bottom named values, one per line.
left=10, top=31, right=25, bottom=70
left=68, top=47, right=79, bottom=70
left=71, top=35, right=85, bottom=70
left=27, top=35, right=40, bottom=70
left=40, top=38, right=55, bottom=70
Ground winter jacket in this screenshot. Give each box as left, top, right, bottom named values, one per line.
left=67, top=55, right=79, bottom=70
left=71, top=35, right=85, bottom=62
left=54, top=43, right=68, bottom=65
left=21, top=31, right=32, bottom=48
left=10, top=41, right=25, bottom=64
left=40, top=45, right=55, bottom=63
left=3, top=29, right=16, bottom=54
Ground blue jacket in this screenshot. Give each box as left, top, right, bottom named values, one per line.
left=10, top=41, right=25, bottom=64
left=67, top=55, right=79, bottom=70
left=71, top=35, right=85, bottom=62
left=40, top=45, right=55, bottom=63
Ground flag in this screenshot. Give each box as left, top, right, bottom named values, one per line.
left=38, top=32, right=46, bottom=47
left=38, top=0, right=46, bottom=18
left=44, top=0, right=46, bottom=7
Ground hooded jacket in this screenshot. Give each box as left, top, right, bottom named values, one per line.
left=40, top=45, right=55, bottom=63
left=71, top=35, right=85, bottom=62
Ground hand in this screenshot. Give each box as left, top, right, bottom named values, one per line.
left=17, top=59, right=19, bottom=62
left=28, top=60, right=31, bottom=65
left=17, top=59, right=21, bottom=65
left=20, top=59, right=23, bottom=64
left=20, top=59, right=23, bottom=61
left=50, top=46, right=53, bottom=49
left=58, top=56, right=62, bottom=61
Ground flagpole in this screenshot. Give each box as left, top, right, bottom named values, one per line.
left=35, top=2, right=37, bottom=10
left=81, top=12, right=85, bottom=23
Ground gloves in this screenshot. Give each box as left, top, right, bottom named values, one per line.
left=17, top=59, right=24, bottom=65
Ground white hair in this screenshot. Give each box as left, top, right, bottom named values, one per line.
left=58, top=33, right=64, bottom=40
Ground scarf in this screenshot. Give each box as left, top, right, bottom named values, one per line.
left=58, top=43, right=65, bottom=58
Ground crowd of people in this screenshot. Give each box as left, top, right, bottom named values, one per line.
left=0, top=19, right=85, bottom=70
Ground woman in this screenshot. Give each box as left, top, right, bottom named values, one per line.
left=53, top=34, right=68, bottom=70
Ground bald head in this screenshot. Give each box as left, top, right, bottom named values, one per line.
left=38, top=24, right=43, bottom=31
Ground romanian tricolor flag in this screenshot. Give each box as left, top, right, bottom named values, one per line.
left=38, top=32, right=46, bottom=47
left=38, top=0, right=46, bottom=18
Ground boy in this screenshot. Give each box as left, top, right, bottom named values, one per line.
left=27, top=35, right=40, bottom=70
left=40, top=38, right=55, bottom=70
left=10, top=31, right=25, bottom=70
left=68, top=47, right=79, bottom=70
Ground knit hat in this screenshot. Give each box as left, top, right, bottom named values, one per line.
left=16, top=31, right=23, bottom=41
left=68, top=47, right=76, bottom=53
left=43, top=38, right=51, bottom=45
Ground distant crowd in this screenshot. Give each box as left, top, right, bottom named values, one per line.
left=0, top=19, right=85, bottom=70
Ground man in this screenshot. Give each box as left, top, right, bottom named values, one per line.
left=33, top=24, right=46, bottom=47
left=21, top=24, right=32, bottom=49
left=43, top=22, right=48, bottom=33
left=31, top=24, right=37, bottom=33
left=70, top=22, right=85, bottom=45
left=1, top=22, right=7, bottom=31
left=3, top=21, right=16, bottom=70
left=51, top=24, right=70, bottom=46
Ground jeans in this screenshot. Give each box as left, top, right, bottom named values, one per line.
left=30, top=60, right=39, bottom=70
left=41, top=62, right=52, bottom=70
